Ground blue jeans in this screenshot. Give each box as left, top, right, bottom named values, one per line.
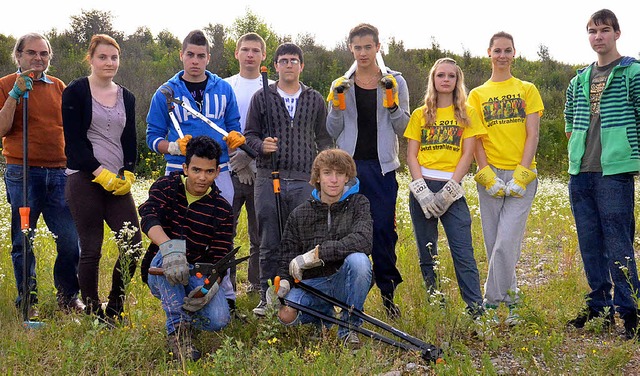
left=4, top=164, right=80, bottom=306
left=356, top=160, right=401, bottom=295
left=409, top=179, right=483, bottom=310
left=148, top=252, right=230, bottom=334
left=569, top=172, right=639, bottom=316
left=282, top=253, right=372, bottom=338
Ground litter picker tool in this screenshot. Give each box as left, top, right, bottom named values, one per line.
left=149, top=246, right=249, bottom=298
left=158, top=86, right=257, bottom=158
left=260, top=66, right=285, bottom=235
left=19, top=73, right=44, bottom=329
left=338, top=52, right=392, bottom=110
left=274, top=277, right=444, bottom=363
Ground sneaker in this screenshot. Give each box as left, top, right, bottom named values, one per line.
left=253, top=300, right=268, bottom=317
left=567, top=306, right=614, bottom=329
left=167, top=323, right=201, bottom=362
left=342, top=331, right=361, bottom=349
left=622, top=310, right=639, bottom=340
left=57, top=296, right=86, bottom=314
left=505, top=305, right=522, bottom=326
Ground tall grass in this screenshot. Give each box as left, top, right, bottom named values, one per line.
left=1, top=170, right=638, bottom=375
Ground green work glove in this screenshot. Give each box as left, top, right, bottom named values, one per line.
left=9, top=70, right=34, bottom=101
left=289, top=245, right=323, bottom=281
left=92, top=169, right=121, bottom=192
left=160, top=239, right=189, bottom=286
left=182, top=282, right=219, bottom=312
left=505, top=165, right=537, bottom=198
left=474, top=165, right=505, bottom=198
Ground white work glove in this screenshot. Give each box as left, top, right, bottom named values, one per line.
left=235, top=165, right=255, bottom=186
left=505, top=164, right=537, bottom=198
left=277, top=279, right=290, bottom=299
left=229, top=150, right=252, bottom=171
left=408, top=178, right=436, bottom=219
left=426, top=180, right=464, bottom=218
left=182, top=282, right=219, bottom=312
left=159, top=239, right=190, bottom=286
left=473, top=165, right=506, bottom=198
left=167, top=135, right=192, bottom=156
left=289, top=245, right=323, bottom=281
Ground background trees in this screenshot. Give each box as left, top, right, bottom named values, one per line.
left=0, top=9, right=579, bottom=177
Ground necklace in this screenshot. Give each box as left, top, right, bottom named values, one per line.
left=355, top=71, right=380, bottom=86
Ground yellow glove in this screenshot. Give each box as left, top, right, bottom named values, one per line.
left=92, top=169, right=121, bottom=192
left=474, top=166, right=505, bottom=197
left=380, top=74, right=399, bottom=108
left=326, top=77, right=352, bottom=108
left=113, top=171, right=135, bottom=196
left=505, top=164, right=537, bottom=198
left=167, top=134, right=192, bottom=156
left=224, top=130, right=246, bottom=149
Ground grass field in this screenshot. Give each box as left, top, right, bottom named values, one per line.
left=1, top=170, right=639, bottom=375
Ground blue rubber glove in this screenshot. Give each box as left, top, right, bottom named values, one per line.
left=9, top=70, right=34, bottom=101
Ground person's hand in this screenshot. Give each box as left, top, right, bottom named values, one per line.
left=9, top=69, right=34, bottom=101
left=505, top=165, right=537, bottom=198
left=426, top=180, right=464, bottom=218
left=262, top=137, right=278, bottom=154
left=379, top=74, right=399, bottom=109
left=474, top=165, right=506, bottom=198
left=167, top=134, right=192, bottom=156
left=224, top=130, right=246, bottom=149
left=235, top=165, right=254, bottom=186
left=159, top=239, right=189, bottom=286
left=182, top=282, right=219, bottom=312
left=113, top=171, right=135, bottom=196
left=92, top=169, right=122, bottom=193
left=229, top=150, right=252, bottom=171
left=408, top=178, right=436, bottom=219
left=327, top=76, right=353, bottom=108
left=289, top=245, right=323, bottom=281
left=276, top=278, right=290, bottom=299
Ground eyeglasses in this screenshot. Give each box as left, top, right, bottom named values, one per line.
left=20, top=50, right=50, bottom=59
left=277, top=58, right=300, bottom=66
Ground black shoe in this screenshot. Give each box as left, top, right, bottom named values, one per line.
left=622, top=310, right=639, bottom=340
left=567, top=306, right=614, bottom=329
left=58, top=296, right=86, bottom=313
left=382, top=292, right=401, bottom=319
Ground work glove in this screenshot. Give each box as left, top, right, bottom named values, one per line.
left=276, top=278, right=290, bottom=299
left=113, top=170, right=135, bottom=196
left=474, top=166, right=505, bottom=198
left=159, top=239, right=189, bottom=286
left=505, top=164, right=537, bottom=198
left=289, top=245, right=323, bottom=281
left=167, top=134, right=192, bottom=156
left=426, top=180, right=464, bottom=218
left=379, top=74, right=399, bottom=109
left=224, top=130, right=246, bottom=149
left=235, top=165, right=255, bottom=186
left=408, top=178, right=436, bottom=219
left=92, top=169, right=122, bottom=193
left=9, top=70, right=34, bottom=101
left=182, top=282, right=219, bottom=312
left=229, top=150, right=252, bottom=171
left=326, top=76, right=353, bottom=107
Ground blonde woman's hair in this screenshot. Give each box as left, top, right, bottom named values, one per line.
left=422, top=58, right=470, bottom=127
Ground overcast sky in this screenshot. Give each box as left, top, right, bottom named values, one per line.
left=1, top=1, right=638, bottom=66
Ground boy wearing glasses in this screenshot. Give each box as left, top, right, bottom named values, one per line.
left=245, top=42, right=332, bottom=316
left=0, top=33, right=83, bottom=316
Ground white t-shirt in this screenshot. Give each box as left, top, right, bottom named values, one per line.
left=277, top=86, right=301, bottom=121
left=224, top=74, right=264, bottom=132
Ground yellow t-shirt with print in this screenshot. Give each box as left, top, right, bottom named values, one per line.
left=468, top=77, right=544, bottom=170
left=404, top=105, right=486, bottom=172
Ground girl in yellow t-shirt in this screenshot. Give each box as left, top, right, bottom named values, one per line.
left=404, top=58, right=486, bottom=317
left=468, top=32, right=544, bottom=325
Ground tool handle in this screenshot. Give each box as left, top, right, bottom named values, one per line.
left=148, top=267, right=164, bottom=276
left=385, top=80, right=394, bottom=108
left=274, top=276, right=281, bottom=294
left=239, top=143, right=258, bottom=159
left=19, top=207, right=30, bottom=230
left=336, top=86, right=346, bottom=110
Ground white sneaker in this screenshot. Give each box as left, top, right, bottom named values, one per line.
left=342, top=331, right=361, bottom=349
left=505, top=306, right=522, bottom=326
left=252, top=300, right=268, bottom=317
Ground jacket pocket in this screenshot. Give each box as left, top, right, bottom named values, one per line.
left=601, top=127, right=632, bottom=163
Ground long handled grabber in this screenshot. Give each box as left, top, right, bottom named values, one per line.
left=148, top=246, right=248, bottom=298
left=260, top=66, right=284, bottom=235
left=337, top=52, right=393, bottom=110
left=158, top=86, right=257, bottom=159
left=19, top=86, right=44, bottom=329
left=274, top=277, right=444, bottom=363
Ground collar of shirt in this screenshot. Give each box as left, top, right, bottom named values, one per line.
left=17, top=69, right=53, bottom=84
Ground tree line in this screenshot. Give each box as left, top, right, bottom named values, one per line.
left=0, top=9, right=581, bottom=177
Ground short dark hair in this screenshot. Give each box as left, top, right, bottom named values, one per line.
left=185, top=135, right=221, bottom=166
left=588, top=9, right=620, bottom=32
left=182, top=30, right=210, bottom=53
left=348, top=23, right=379, bottom=45
left=273, top=42, right=303, bottom=64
